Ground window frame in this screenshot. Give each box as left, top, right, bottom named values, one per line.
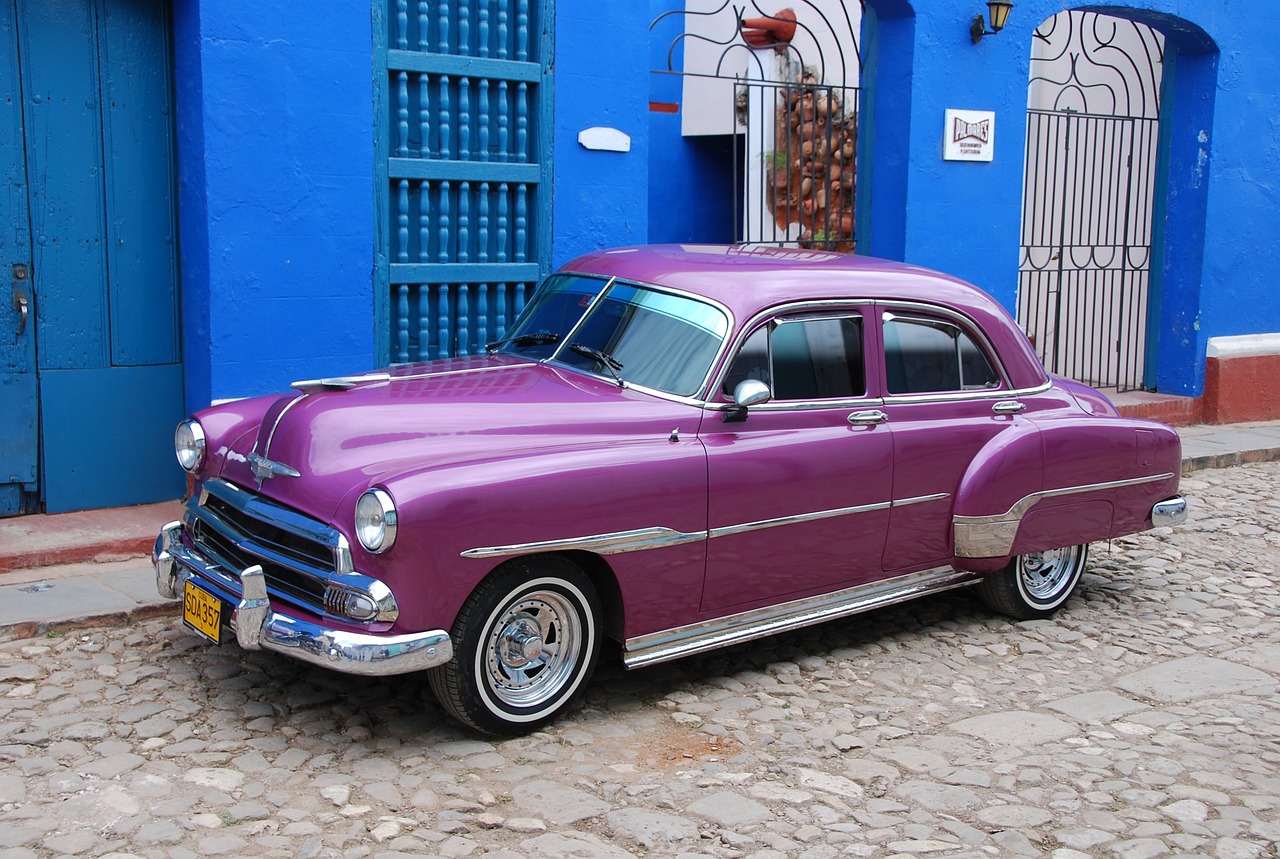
left=878, top=306, right=1010, bottom=400
left=715, top=306, right=874, bottom=407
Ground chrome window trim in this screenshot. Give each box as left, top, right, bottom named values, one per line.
left=697, top=380, right=1054, bottom=413
left=622, top=565, right=979, bottom=669
left=953, top=471, right=1175, bottom=558
left=706, top=300, right=874, bottom=406
left=872, top=380, right=1054, bottom=406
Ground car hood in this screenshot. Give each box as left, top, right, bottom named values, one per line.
left=215, top=355, right=700, bottom=522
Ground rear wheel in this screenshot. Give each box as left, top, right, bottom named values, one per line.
left=976, top=544, right=1089, bottom=620
left=428, top=556, right=602, bottom=735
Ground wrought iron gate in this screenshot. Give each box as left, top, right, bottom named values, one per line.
left=651, top=2, right=862, bottom=250
left=374, top=1, right=553, bottom=363
left=1018, top=12, right=1163, bottom=391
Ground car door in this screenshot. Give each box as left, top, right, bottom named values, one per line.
left=875, top=306, right=1030, bottom=572
left=700, top=308, right=894, bottom=613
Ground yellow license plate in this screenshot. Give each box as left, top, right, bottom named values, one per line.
left=183, top=580, right=223, bottom=644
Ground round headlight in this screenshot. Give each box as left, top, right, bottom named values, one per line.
left=175, top=419, right=206, bottom=473
left=355, top=489, right=398, bottom=554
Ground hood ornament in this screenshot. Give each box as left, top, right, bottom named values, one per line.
left=247, top=451, right=301, bottom=489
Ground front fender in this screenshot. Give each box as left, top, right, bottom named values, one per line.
left=352, top=435, right=711, bottom=637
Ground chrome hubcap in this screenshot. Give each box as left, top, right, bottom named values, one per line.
left=498, top=617, right=545, bottom=668
left=1019, top=545, right=1080, bottom=600
left=485, top=592, right=581, bottom=708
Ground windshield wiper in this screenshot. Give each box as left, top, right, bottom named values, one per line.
left=569, top=343, right=625, bottom=386
left=485, top=332, right=562, bottom=352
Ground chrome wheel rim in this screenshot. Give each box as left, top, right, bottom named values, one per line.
left=483, top=591, right=581, bottom=709
left=1018, top=546, right=1082, bottom=602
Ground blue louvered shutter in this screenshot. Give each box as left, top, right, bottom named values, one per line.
left=375, top=0, right=552, bottom=362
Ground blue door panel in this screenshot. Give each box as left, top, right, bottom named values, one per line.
left=101, top=0, right=179, bottom=367
left=19, top=0, right=110, bottom=371
left=0, top=0, right=36, bottom=516
left=40, top=364, right=185, bottom=512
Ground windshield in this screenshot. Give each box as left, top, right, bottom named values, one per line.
left=495, top=274, right=729, bottom=396
left=490, top=274, right=608, bottom=359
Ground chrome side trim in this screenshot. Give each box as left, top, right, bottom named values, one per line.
left=460, top=526, right=706, bottom=560
left=953, top=472, right=1175, bottom=558
left=892, top=492, right=950, bottom=508
left=462, top=497, right=940, bottom=560
left=707, top=501, right=890, bottom=540
left=623, top=565, right=978, bottom=669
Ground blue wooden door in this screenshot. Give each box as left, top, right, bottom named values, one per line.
left=0, top=2, right=37, bottom=515
left=1, top=0, right=184, bottom=515
left=375, top=0, right=554, bottom=362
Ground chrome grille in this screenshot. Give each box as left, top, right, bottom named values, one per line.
left=184, top=478, right=348, bottom=615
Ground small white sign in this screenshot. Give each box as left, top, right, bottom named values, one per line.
left=943, top=109, right=995, bottom=162
left=577, top=127, right=631, bottom=153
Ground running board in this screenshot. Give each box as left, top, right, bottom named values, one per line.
left=622, top=566, right=980, bottom=669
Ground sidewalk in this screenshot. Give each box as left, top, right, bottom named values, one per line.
left=2, top=420, right=1279, bottom=641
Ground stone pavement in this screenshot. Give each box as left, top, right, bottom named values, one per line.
left=0, top=460, right=1278, bottom=858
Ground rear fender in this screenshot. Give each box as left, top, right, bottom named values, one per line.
left=951, top=421, right=1044, bottom=568
left=955, top=415, right=1181, bottom=568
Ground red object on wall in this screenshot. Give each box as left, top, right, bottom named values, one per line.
left=741, top=8, right=797, bottom=47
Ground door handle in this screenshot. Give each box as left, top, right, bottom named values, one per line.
left=992, top=400, right=1026, bottom=415
left=848, top=409, right=888, bottom=425
left=12, top=290, right=28, bottom=336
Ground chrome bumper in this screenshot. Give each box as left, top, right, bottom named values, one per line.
left=153, top=522, right=453, bottom=676
left=1151, top=496, right=1188, bottom=527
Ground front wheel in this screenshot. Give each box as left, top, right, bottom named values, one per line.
left=975, top=544, right=1089, bottom=620
left=428, top=556, right=602, bottom=735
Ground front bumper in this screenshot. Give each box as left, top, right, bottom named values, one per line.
left=153, top=522, right=453, bottom=676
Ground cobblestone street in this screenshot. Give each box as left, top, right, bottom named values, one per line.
left=1, top=462, right=1278, bottom=859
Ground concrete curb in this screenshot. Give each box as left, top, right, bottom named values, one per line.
left=1, top=602, right=179, bottom=643
left=1181, top=447, right=1280, bottom=473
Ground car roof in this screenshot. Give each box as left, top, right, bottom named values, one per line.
left=560, top=244, right=1049, bottom=390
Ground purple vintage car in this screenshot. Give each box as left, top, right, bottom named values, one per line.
left=154, top=244, right=1186, bottom=734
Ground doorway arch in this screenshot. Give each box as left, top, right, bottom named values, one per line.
left=1019, top=6, right=1217, bottom=396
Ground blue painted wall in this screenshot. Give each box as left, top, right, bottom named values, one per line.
left=647, top=1, right=737, bottom=246
left=549, top=4, right=652, bottom=268
left=173, top=1, right=375, bottom=407
left=167, top=1, right=1277, bottom=407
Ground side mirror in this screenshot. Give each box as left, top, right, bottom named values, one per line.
left=724, top=379, right=771, bottom=422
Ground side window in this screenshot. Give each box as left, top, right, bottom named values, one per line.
left=721, top=326, right=769, bottom=396
left=883, top=313, right=999, bottom=394
left=722, top=316, right=865, bottom=400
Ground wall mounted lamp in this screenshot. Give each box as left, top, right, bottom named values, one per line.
left=970, top=0, right=1014, bottom=44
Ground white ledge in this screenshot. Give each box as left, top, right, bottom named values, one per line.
left=1206, top=333, right=1280, bottom=359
